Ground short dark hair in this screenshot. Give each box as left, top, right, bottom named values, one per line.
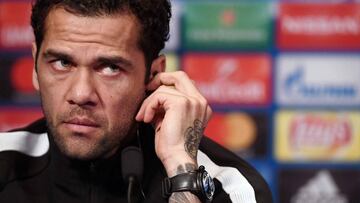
left=31, top=0, right=171, bottom=78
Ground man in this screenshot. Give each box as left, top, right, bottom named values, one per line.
left=0, top=0, right=272, bottom=202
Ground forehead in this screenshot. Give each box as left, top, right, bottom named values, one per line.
left=42, top=7, right=141, bottom=54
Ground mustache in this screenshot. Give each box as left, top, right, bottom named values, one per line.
left=58, top=107, right=106, bottom=125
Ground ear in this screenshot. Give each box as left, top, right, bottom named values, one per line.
left=32, top=42, right=39, bottom=91
left=149, top=54, right=166, bottom=81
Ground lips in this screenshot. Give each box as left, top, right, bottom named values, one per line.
left=65, top=117, right=99, bottom=127
left=63, top=117, right=100, bottom=134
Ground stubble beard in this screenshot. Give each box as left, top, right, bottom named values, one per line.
left=42, top=103, right=138, bottom=161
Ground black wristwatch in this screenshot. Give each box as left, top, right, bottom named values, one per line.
left=162, top=165, right=215, bottom=202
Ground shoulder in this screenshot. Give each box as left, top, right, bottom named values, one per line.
left=198, top=136, right=273, bottom=203
left=0, top=118, right=49, bottom=157
left=0, top=118, right=49, bottom=191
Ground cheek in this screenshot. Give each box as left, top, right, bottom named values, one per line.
left=106, top=88, right=145, bottom=123
left=39, top=89, right=59, bottom=126
left=37, top=74, right=66, bottom=119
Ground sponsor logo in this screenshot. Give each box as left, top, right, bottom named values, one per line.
left=0, top=55, right=38, bottom=103
left=279, top=169, right=360, bottom=202
left=188, top=28, right=266, bottom=44
left=275, top=111, right=360, bottom=161
left=292, top=170, right=348, bottom=203
left=206, top=113, right=257, bottom=150
left=284, top=68, right=356, bottom=99
left=184, top=2, right=272, bottom=49
left=205, top=112, right=268, bottom=158
left=184, top=54, right=271, bottom=105
left=197, top=61, right=265, bottom=104
left=1, top=25, right=33, bottom=48
left=276, top=54, right=360, bottom=106
left=282, top=16, right=359, bottom=36
left=290, top=115, right=351, bottom=151
left=221, top=9, right=236, bottom=27
left=278, top=4, right=360, bottom=49
left=0, top=2, right=33, bottom=48
left=11, top=57, right=35, bottom=93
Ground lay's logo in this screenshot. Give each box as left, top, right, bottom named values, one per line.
left=290, top=116, right=351, bottom=150
left=275, top=111, right=360, bottom=162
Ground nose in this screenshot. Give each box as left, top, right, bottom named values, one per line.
left=66, top=69, right=98, bottom=107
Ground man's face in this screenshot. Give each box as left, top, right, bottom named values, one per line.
left=33, top=8, right=148, bottom=160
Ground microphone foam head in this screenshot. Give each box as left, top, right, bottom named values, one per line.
left=121, top=146, right=144, bottom=182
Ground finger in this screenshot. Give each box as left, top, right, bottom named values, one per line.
left=147, top=71, right=202, bottom=97
left=135, top=85, right=185, bottom=121
left=138, top=92, right=187, bottom=123
left=205, top=105, right=212, bottom=124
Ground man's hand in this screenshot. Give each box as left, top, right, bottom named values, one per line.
left=136, top=71, right=212, bottom=177
left=135, top=71, right=212, bottom=202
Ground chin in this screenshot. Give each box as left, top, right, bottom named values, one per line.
left=55, top=136, right=105, bottom=160
left=61, top=145, right=96, bottom=160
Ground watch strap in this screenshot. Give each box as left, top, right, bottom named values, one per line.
left=162, top=170, right=198, bottom=197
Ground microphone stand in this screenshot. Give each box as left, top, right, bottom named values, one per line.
left=121, top=146, right=145, bottom=203
left=127, top=176, right=145, bottom=203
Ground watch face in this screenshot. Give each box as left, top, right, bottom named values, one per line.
left=202, top=171, right=215, bottom=200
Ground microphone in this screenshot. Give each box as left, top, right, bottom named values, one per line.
left=121, top=146, right=145, bottom=203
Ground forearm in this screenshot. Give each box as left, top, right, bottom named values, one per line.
left=162, top=119, right=205, bottom=203
left=135, top=72, right=212, bottom=203
left=169, top=192, right=201, bottom=203
left=167, top=163, right=201, bottom=203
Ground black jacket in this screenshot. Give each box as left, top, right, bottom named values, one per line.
left=0, top=118, right=272, bottom=203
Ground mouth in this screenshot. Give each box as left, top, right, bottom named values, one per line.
left=63, top=117, right=100, bottom=134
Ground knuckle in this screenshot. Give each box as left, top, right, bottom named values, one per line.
left=195, top=96, right=209, bottom=112
left=199, top=97, right=208, bottom=107
left=150, top=90, right=164, bottom=100
left=192, top=98, right=205, bottom=112
left=207, top=106, right=213, bottom=116
left=157, top=85, right=167, bottom=91
left=176, top=71, right=188, bottom=79
left=178, top=96, right=191, bottom=107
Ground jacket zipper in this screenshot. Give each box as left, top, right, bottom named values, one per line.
left=89, top=162, right=96, bottom=203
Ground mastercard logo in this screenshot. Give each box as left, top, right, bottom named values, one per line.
left=205, top=112, right=257, bottom=151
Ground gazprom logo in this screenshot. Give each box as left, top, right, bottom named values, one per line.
left=284, top=67, right=356, bottom=98
left=276, top=54, right=360, bottom=106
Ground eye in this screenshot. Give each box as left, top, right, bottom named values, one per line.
left=101, top=64, right=121, bottom=76
left=52, top=59, right=72, bottom=71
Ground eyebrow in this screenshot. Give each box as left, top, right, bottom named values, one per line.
left=43, top=49, right=134, bottom=69
left=96, top=56, right=134, bottom=69
left=43, top=49, right=74, bottom=62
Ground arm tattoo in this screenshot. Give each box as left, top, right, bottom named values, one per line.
left=185, top=119, right=204, bottom=159
left=184, top=119, right=204, bottom=160
left=169, top=163, right=201, bottom=203
left=168, top=120, right=204, bottom=203
left=169, top=192, right=201, bottom=203
left=176, top=163, right=197, bottom=173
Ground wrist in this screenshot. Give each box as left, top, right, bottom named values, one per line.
left=162, top=165, right=215, bottom=203
left=161, top=153, right=198, bottom=177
